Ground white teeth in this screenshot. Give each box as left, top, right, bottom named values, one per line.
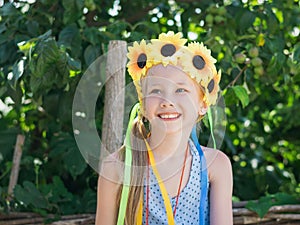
left=159, top=114, right=179, bottom=119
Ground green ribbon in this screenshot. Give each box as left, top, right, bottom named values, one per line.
left=207, top=107, right=216, bottom=149
left=117, top=103, right=140, bottom=225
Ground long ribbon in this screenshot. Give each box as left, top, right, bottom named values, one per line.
left=208, top=107, right=216, bottom=149
left=117, top=103, right=140, bottom=225
left=191, top=126, right=208, bottom=225
left=144, top=140, right=176, bottom=225
left=136, top=200, right=143, bottom=225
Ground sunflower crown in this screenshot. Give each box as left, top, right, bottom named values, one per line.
left=127, top=31, right=221, bottom=107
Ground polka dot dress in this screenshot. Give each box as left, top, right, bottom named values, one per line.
left=142, top=140, right=210, bottom=225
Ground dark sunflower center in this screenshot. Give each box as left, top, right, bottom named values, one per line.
left=207, top=79, right=215, bottom=93
left=161, top=44, right=176, bottom=57
left=137, top=53, right=147, bottom=69
left=193, top=55, right=206, bottom=70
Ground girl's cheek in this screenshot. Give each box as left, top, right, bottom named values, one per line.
left=143, top=97, right=157, bottom=117
left=182, top=95, right=201, bottom=113
left=144, top=96, right=160, bottom=105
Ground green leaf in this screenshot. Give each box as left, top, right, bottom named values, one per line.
left=30, top=74, right=43, bottom=94
left=266, top=9, right=279, bottom=34
left=14, top=181, right=49, bottom=209
left=26, top=20, right=39, bottom=36
left=18, top=39, right=35, bottom=53
left=246, top=196, right=274, bottom=218
left=58, top=24, right=82, bottom=57
left=238, top=10, right=256, bottom=31
left=0, top=33, right=8, bottom=45
left=50, top=133, right=87, bottom=179
left=6, top=82, right=23, bottom=107
left=98, top=31, right=116, bottom=42
left=67, top=54, right=81, bottom=71
left=81, top=188, right=97, bottom=213
left=231, top=85, right=249, bottom=108
left=265, top=36, right=285, bottom=53
left=132, top=21, right=160, bottom=34
left=42, top=92, right=60, bottom=117
left=41, top=176, right=73, bottom=204
left=29, top=37, right=71, bottom=95
left=266, top=53, right=285, bottom=74
left=64, top=144, right=86, bottom=179
left=0, top=23, right=6, bottom=34
left=0, top=128, right=18, bottom=159
left=84, top=45, right=101, bottom=66
left=37, top=30, right=52, bottom=41
left=293, top=43, right=300, bottom=62
left=11, top=59, right=25, bottom=88
left=0, top=86, right=7, bottom=98
left=246, top=192, right=300, bottom=218
left=62, top=0, right=84, bottom=24
left=129, top=31, right=150, bottom=42
left=0, top=3, right=20, bottom=17
left=274, top=192, right=299, bottom=205
left=52, top=176, right=72, bottom=198
left=83, top=27, right=101, bottom=45
left=35, top=38, right=60, bottom=65
left=0, top=41, right=18, bottom=64
left=107, top=21, right=131, bottom=36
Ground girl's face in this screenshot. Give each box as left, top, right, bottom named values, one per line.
left=142, top=64, right=206, bottom=135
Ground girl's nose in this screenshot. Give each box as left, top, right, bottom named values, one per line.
left=160, top=98, right=174, bottom=108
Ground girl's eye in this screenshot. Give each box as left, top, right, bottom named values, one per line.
left=150, top=89, right=161, bottom=94
left=176, top=88, right=187, bottom=93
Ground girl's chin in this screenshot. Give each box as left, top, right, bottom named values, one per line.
left=151, top=124, right=183, bottom=136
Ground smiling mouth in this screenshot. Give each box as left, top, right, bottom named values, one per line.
left=158, top=113, right=181, bottom=120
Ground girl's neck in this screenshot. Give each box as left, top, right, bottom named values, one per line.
left=148, top=129, right=191, bottom=162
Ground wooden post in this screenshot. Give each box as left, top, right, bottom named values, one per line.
left=7, top=134, right=25, bottom=199
left=101, top=40, right=127, bottom=154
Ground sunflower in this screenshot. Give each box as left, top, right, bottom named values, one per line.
left=180, top=42, right=217, bottom=85
left=203, top=69, right=221, bottom=106
left=148, top=31, right=187, bottom=67
left=127, top=39, right=152, bottom=81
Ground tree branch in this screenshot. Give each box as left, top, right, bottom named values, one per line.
left=225, top=65, right=248, bottom=89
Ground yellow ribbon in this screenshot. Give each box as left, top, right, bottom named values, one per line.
left=136, top=199, right=143, bottom=225
left=144, top=140, right=175, bottom=225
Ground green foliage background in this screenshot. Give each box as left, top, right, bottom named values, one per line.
left=0, top=0, right=299, bottom=216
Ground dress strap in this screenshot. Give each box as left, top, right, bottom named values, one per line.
left=191, top=126, right=209, bottom=225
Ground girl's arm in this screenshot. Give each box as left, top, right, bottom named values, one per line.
left=95, top=157, right=121, bottom=225
left=207, top=149, right=233, bottom=225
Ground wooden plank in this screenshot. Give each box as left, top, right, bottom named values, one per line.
left=7, top=134, right=25, bottom=199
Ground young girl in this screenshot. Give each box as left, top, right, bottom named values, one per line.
left=95, top=31, right=233, bottom=225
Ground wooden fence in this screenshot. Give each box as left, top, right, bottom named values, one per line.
left=1, top=202, right=300, bottom=225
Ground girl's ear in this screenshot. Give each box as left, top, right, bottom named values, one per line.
left=198, top=101, right=208, bottom=116
left=199, top=107, right=208, bottom=116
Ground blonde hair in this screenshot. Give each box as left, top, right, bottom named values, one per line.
left=116, top=118, right=148, bottom=224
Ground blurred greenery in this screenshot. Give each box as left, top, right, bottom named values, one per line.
left=0, top=0, right=299, bottom=217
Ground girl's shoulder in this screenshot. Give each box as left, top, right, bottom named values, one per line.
left=201, top=146, right=232, bottom=182
left=99, top=148, right=124, bottom=184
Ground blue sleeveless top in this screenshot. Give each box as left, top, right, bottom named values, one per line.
left=142, top=140, right=210, bottom=225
